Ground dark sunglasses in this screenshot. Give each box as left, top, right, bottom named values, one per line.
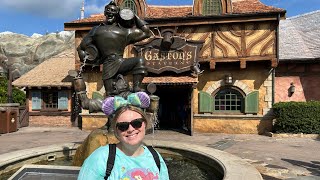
left=116, top=118, right=145, bottom=132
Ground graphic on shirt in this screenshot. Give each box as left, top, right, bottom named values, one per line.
left=121, top=168, right=159, bottom=180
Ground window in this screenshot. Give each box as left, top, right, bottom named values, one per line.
left=121, top=0, right=137, bottom=15
left=202, top=0, right=222, bottom=15
left=31, top=91, right=42, bottom=110
left=198, top=89, right=259, bottom=114
left=43, top=92, right=58, bottom=109
left=214, top=88, right=243, bottom=112
left=31, top=90, right=68, bottom=111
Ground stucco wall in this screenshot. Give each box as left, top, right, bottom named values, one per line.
left=275, top=63, right=320, bottom=102
left=192, top=63, right=273, bottom=134
left=194, top=117, right=272, bottom=134
left=194, top=63, right=272, bottom=115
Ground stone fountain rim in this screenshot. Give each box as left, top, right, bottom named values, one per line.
left=0, top=141, right=263, bottom=180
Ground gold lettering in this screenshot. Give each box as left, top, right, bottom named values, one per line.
left=187, top=51, right=192, bottom=60
left=167, top=52, right=173, bottom=60
left=172, top=52, right=179, bottom=60
left=145, top=51, right=152, bottom=61
left=153, top=53, right=159, bottom=61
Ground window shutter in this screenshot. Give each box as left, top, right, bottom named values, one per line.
left=31, top=91, right=42, bottom=110
left=245, top=91, right=259, bottom=114
left=199, top=91, right=214, bottom=113
left=58, top=91, right=68, bottom=110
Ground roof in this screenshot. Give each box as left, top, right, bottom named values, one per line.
left=142, top=76, right=198, bottom=85
left=232, top=0, right=284, bottom=14
left=68, top=0, right=284, bottom=24
left=13, top=50, right=75, bottom=88
left=279, top=10, right=320, bottom=61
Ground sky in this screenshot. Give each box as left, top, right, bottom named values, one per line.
left=0, top=0, right=319, bottom=36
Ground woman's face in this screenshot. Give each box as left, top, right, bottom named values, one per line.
left=115, top=109, right=146, bottom=146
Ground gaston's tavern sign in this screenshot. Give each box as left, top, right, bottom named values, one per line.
left=134, top=36, right=204, bottom=74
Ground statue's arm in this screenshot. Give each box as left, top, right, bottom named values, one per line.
left=77, top=27, right=98, bottom=62
left=128, top=15, right=152, bottom=43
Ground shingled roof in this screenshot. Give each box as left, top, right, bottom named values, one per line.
left=279, top=10, right=320, bottom=61
left=13, top=50, right=75, bottom=88
left=69, top=0, right=284, bottom=24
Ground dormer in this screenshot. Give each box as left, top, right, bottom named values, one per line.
left=115, top=0, right=147, bottom=18
left=193, top=0, right=232, bottom=15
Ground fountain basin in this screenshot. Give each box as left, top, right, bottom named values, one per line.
left=0, top=141, right=262, bottom=180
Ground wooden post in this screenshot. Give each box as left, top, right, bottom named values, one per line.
left=7, top=68, right=13, bottom=103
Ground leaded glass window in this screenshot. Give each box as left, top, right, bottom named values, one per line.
left=122, top=0, right=137, bottom=15
left=202, top=0, right=222, bottom=15
left=214, top=88, right=243, bottom=111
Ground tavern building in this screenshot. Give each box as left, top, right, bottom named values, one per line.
left=64, top=0, right=286, bottom=134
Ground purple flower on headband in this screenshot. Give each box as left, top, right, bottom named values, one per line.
left=102, top=96, right=115, bottom=116
left=136, top=92, right=150, bottom=108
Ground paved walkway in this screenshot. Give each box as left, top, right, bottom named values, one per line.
left=0, top=127, right=319, bottom=180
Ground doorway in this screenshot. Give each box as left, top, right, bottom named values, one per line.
left=154, top=85, right=192, bottom=133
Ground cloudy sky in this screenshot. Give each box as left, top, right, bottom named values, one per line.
left=0, top=0, right=319, bottom=36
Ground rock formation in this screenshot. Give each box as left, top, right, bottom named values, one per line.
left=0, top=31, right=75, bottom=80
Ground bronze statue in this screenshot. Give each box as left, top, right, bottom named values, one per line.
left=77, top=1, right=151, bottom=97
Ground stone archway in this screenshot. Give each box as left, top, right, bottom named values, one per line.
left=205, top=80, right=252, bottom=95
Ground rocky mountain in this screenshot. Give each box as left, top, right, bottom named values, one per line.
left=0, top=31, right=75, bottom=80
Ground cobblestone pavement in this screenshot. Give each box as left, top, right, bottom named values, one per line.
left=0, top=127, right=319, bottom=180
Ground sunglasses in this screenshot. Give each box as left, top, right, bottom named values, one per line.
left=116, top=118, right=145, bottom=132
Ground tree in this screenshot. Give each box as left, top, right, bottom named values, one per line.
left=0, top=77, right=26, bottom=105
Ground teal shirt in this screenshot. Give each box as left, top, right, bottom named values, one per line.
left=78, top=145, right=169, bottom=180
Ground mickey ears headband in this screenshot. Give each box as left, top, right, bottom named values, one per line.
left=102, top=92, right=150, bottom=116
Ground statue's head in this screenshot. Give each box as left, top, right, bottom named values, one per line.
left=104, top=1, right=120, bottom=24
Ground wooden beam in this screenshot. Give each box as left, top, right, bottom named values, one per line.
left=271, top=58, right=278, bottom=68
left=210, top=61, right=216, bottom=70
left=240, top=58, right=246, bottom=69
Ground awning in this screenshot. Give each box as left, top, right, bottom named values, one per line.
left=142, top=76, right=198, bottom=85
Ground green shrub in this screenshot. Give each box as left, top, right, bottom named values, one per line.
left=273, top=101, right=320, bottom=134
left=0, top=77, right=26, bottom=105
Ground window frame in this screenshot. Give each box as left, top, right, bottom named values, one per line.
left=212, top=87, right=245, bottom=114
left=121, top=0, right=137, bottom=15
left=202, top=0, right=222, bottom=16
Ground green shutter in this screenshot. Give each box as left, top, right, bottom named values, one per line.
left=199, top=91, right=214, bottom=113
left=58, top=91, right=68, bottom=110
left=245, top=91, right=259, bottom=114
left=31, top=91, right=42, bottom=110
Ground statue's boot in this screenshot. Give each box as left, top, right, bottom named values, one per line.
left=133, top=74, right=145, bottom=92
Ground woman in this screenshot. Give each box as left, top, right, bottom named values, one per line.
left=78, top=92, right=169, bottom=180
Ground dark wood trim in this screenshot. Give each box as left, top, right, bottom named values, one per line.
left=241, top=24, right=246, bottom=57
left=206, top=55, right=275, bottom=62
left=64, top=13, right=281, bottom=31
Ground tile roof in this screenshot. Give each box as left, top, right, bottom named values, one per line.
left=68, top=0, right=284, bottom=24
left=13, top=50, right=75, bottom=87
left=231, top=0, right=284, bottom=14
left=279, top=10, right=320, bottom=61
